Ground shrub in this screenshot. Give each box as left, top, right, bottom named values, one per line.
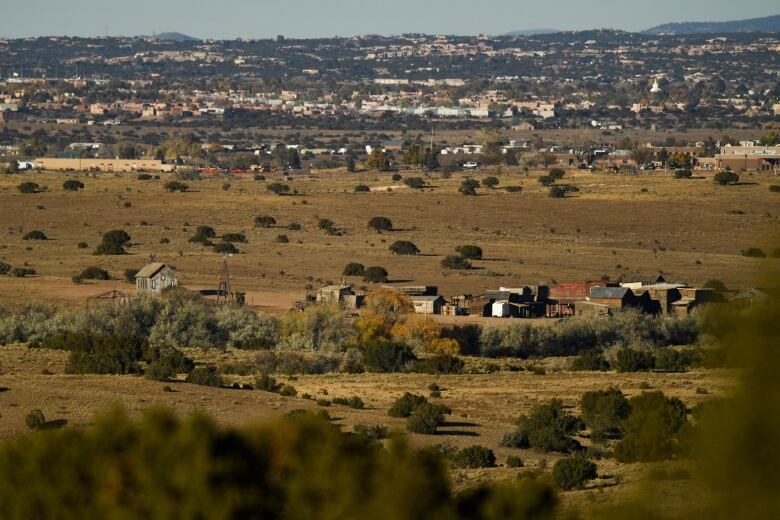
left=163, top=181, right=189, bottom=192
left=267, top=183, right=290, bottom=195
left=18, top=182, right=39, bottom=193
left=11, top=267, right=36, bottom=278
left=137, top=173, right=153, bottom=180
left=213, top=242, right=239, bottom=254
left=459, top=178, right=480, bottom=195
left=25, top=409, right=46, bottom=430
left=549, top=168, right=565, bottom=180
left=404, top=177, right=425, bottom=189
left=770, top=185, right=780, bottom=193
left=570, top=350, right=610, bottom=371
left=362, top=266, right=388, bottom=283
left=552, top=457, right=597, bottom=490
left=145, top=348, right=195, bottom=381
left=654, top=349, right=696, bottom=372
left=255, top=215, right=276, bottom=228
left=407, top=403, right=446, bottom=434
left=222, top=233, right=247, bottom=243
left=279, top=385, right=298, bottom=397
left=353, top=424, right=388, bottom=441
left=362, top=340, right=415, bottom=372
left=515, top=399, right=584, bottom=453
left=548, top=186, right=566, bottom=198
left=186, top=366, right=224, bottom=387
left=367, top=216, right=393, bottom=231
left=189, top=225, right=216, bottom=244
left=506, top=455, right=524, bottom=468
left=94, top=229, right=131, bottom=255
left=342, top=263, right=365, bottom=276
left=741, top=248, right=766, bottom=258
left=0, top=262, right=10, bottom=275
left=354, top=184, right=370, bottom=192
left=614, top=391, right=688, bottom=462
left=505, top=186, right=523, bottom=193
left=538, top=175, right=554, bottom=187
left=481, top=176, right=499, bottom=188
left=580, top=387, right=630, bottom=441
left=255, top=374, right=282, bottom=393
left=65, top=334, right=145, bottom=375
left=22, top=230, right=47, bottom=240
left=441, top=255, right=472, bottom=270
left=77, top=242, right=89, bottom=249
left=75, top=266, right=110, bottom=282
left=410, top=355, right=465, bottom=374
left=275, top=235, right=289, bottom=244
left=63, top=179, right=85, bottom=191
left=674, top=169, right=692, bottom=179
left=391, top=173, right=402, bottom=181
left=714, top=171, right=739, bottom=185
left=614, top=349, right=655, bottom=372
left=253, top=174, right=266, bottom=181
left=388, top=393, right=429, bottom=418
left=500, top=430, right=529, bottom=449
left=332, top=396, right=365, bottom=409
left=389, top=240, right=419, bottom=255
left=455, top=245, right=483, bottom=260
left=452, top=446, right=496, bottom=468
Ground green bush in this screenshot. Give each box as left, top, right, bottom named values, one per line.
left=0, top=262, right=10, bottom=275
left=654, top=349, right=697, bottom=372
left=22, top=230, right=47, bottom=240
left=94, top=229, right=131, bottom=255
left=614, top=349, right=655, bottom=372
left=506, top=455, right=524, bottom=468
left=267, top=183, right=290, bottom=195
left=11, top=267, right=36, bottom=278
left=388, top=393, right=429, bottom=418
left=570, top=350, right=610, bottom=371
left=410, top=355, right=465, bottom=374
left=362, top=266, right=388, bottom=283
left=391, top=173, right=402, bottom=181
left=354, top=184, right=370, bottom=192
left=674, top=169, right=692, bottom=179
left=353, top=424, right=388, bottom=441
left=361, top=340, right=415, bottom=372
left=459, top=178, right=480, bottom=195
left=549, top=168, right=565, bottom=179
left=186, top=366, right=224, bottom=387
left=769, top=185, right=780, bottom=193
left=441, top=255, right=472, bottom=270
left=124, top=268, right=139, bottom=283
left=279, top=385, right=298, bottom=397
left=145, top=348, right=195, bottom=381
left=455, top=245, right=483, bottom=260
left=404, top=177, right=425, bottom=189
left=741, top=248, right=766, bottom=258
left=213, top=242, right=239, bottom=254
left=548, top=186, right=566, bottom=198
left=189, top=226, right=216, bottom=244
left=275, top=235, right=289, bottom=244
left=255, top=215, right=276, bottom=228
left=63, top=179, right=85, bottom=191
left=389, top=240, right=419, bottom=255
left=25, top=409, right=46, bottom=430
left=367, top=216, right=393, bottom=231
left=452, top=446, right=496, bottom=468
left=500, top=430, right=529, bottom=449
left=614, top=391, right=688, bottom=463
left=75, top=266, right=110, bottom=282
left=163, top=181, right=189, bottom=192
left=515, top=399, right=584, bottom=453
left=137, top=173, right=153, bottom=180
left=538, top=175, right=554, bottom=186
left=256, top=374, right=282, bottom=393
left=65, top=334, right=145, bottom=375
left=552, top=457, right=597, bottom=490
left=342, top=262, right=365, bottom=276
left=481, top=176, right=499, bottom=189
left=18, top=181, right=40, bottom=193
left=580, top=387, right=630, bottom=441
left=406, top=403, right=446, bottom=435
left=714, top=171, right=739, bottom=185
left=222, top=233, right=247, bottom=243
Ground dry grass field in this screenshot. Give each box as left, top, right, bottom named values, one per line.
left=0, top=343, right=735, bottom=514
left=1, top=167, right=778, bottom=310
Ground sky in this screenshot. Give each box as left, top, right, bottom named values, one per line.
left=1, top=0, right=778, bottom=39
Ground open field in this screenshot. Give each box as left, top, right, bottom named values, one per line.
left=0, top=343, right=735, bottom=514
left=1, top=167, right=778, bottom=310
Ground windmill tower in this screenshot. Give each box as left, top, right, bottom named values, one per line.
left=217, top=255, right=232, bottom=303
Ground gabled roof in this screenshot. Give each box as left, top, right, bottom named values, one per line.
left=135, top=262, right=168, bottom=279
left=590, top=287, right=632, bottom=299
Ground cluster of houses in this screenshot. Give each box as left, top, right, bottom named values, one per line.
left=312, top=275, right=743, bottom=319
left=130, top=262, right=768, bottom=319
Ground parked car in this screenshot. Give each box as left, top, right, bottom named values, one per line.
left=462, top=161, right=479, bottom=170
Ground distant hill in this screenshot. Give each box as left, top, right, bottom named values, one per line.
left=503, top=28, right=560, bottom=36
left=644, top=14, right=780, bottom=35
left=148, top=32, right=200, bottom=42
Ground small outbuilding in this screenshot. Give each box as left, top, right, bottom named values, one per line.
left=135, top=262, right=177, bottom=294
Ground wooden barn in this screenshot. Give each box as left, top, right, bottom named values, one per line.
left=135, top=262, right=177, bottom=294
